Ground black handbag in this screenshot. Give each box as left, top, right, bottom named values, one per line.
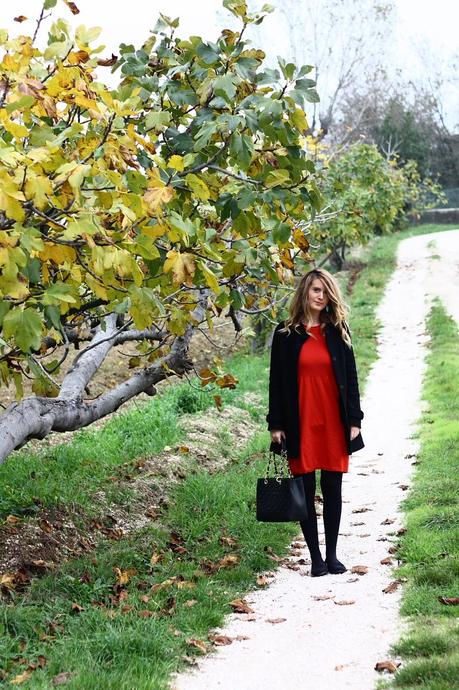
left=256, top=443, right=308, bottom=522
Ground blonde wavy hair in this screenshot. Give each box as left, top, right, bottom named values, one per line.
left=281, top=268, right=352, bottom=347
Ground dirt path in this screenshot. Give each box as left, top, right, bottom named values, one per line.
left=170, top=229, right=459, bottom=690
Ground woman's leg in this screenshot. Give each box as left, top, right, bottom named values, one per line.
left=320, top=469, right=346, bottom=574
left=299, top=471, right=328, bottom=576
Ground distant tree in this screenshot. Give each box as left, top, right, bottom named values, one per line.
left=250, top=0, right=394, bottom=135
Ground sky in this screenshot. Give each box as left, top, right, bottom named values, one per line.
left=0, top=0, right=457, bottom=129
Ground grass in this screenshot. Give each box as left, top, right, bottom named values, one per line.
left=387, top=301, right=459, bottom=690
left=0, top=223, right=456, bottom=688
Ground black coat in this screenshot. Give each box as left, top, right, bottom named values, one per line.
left=266, top=321, right=365, bottom=458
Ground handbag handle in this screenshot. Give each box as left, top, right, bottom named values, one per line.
left=264, top=439, right=292, bottom=482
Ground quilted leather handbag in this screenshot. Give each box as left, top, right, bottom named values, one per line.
left=256, top=442, right=308, bottom=522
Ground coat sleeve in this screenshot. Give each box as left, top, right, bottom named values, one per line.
left=266, top=323, right=285, bottom=431
left=343, top=325, right=364, bottom=428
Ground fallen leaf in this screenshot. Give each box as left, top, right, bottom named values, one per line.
left=313, top=594, right=335, bottom=601
left=187, top=638, right=207, bottom=653
left=256, top=575, right=269, bottom=586
left=140, top=595, right=150, bottom=603
left=217, top=554, right=239, bottom=568
left=265, top=617, right=287, bottom=624
left=381, top=518, right=395, bottom=525
left=6, top=514, right=21, bottom=524
left=234, top=634, right=249, bottom=640
left=229, top=598, right=254, bottom=614
left=380, top=557, right=393, bottom=565
left=219, top=534, right=238, bottom=546
left=14, top=16, right=28, bottom=23
left=399, top=484, right=409, bottom=491
left=150, top=552, right=162, bottom=565
left=352, top=507, right=371, bottom=514
left=284, top=562, right=300, bottom=571
left=359, top=533, right=371, bottom=538
left=335, top=664, right=349, bottom=671
left=388, top=546, right=398, bottom=554
left=351, top=521, right=365, bottom=526
left=291, top=542, right=304, bottom=549
left=138, top=610, right=154, bottom=618
left=375, top=660, right=400, bottom=673
left=346, top=577, right=359, bottom=583
left=396, top=527, right=407, bottom=536
left=52, top=672, right=76, bottom=686
left=438, top=596, right=459, bottom=605
left=70, top=602, right=84, bottom=613
left=114, top=567, right=137, bottom=585
left=184, top=599, right=198, bottom=607
left=209, top=634, right=233, bottom=645
left=334, top=600, right=355, bottom=606
left=351, top=565, right=369, bottom=575
left=11, top=669, right=33, bottom=685
left=39, top=519, right=53, bottom=533
left=383, top=580, right=402, bottom=594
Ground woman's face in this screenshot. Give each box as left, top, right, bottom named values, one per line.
left=307, top=278, right=329, bottom=312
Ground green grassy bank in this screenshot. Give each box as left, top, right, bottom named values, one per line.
left=388, top=302, right=459, bottom=690
left=0, top=224, right=455, bottom=688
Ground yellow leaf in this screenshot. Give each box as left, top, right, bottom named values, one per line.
left=143, top=185, right=174, bottom=214
left=200, top=261, right=220, bottom=294
left=163, top=249, right=196, bottom=286
left=168, top=155, right=184, bottom=171
left=291, top=108, right=309, bottom=133
left=141, top=224, right=167, bottom=239
left=39, top=244, right=76, bottom=265
left=185, top=173, right=210, bottom=201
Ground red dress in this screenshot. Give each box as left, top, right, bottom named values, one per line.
left=288, top=324, right=349, bottom=475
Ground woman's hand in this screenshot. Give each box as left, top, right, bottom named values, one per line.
left=270, top=430, right=286, bottom=444
left=350, top=426, right=360, bottom=441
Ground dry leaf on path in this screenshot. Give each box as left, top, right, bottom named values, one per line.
left=383, top=580, right=402, bottom=593
left=265, top=617, right=287, bottom=624
left=256, top=575, right=269, bottom=586
left=375, top=660, right=401, bottom=673
left=352, top=507, right=372, bottom=513
left=313, top=594, right=335, bottom=601
left=380, top=557, right=393, bottom=565
left=187, top=638, right=207, bottom=653
left=334, top=600, right=356, bottom=606
left=209, top=634, right=233, bottom=645
left=351, top=521, right=365, bottom=526
left=351, top=565, right=369, bottom=575
left=229, top=598, right=254, bottom=614
left=381, top=518, right=395, bottom=525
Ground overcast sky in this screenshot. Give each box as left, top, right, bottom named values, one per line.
left=1, top=0, right=457, bottom=129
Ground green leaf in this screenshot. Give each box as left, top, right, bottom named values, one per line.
left=44, top=0, right=58, bottom=8
left=145, top=111, right=172, bottom=133
left=3, top=308, right=42, bottom=352
left=42, top=282, right=77, bottom=307
left=265, top=169, right=290, bottom=188
left=213, top=75, right=237, bottom=104
left=230, top=134, right=254, bottom=170
left=273, top=223, right=291, bottom=245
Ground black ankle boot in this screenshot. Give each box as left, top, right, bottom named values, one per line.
left=311, top=559, right=328, bottom=577
left=325, top=557, right=347, bottom=574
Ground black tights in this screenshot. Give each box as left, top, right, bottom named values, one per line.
left=299, top=470, right=343, bottom=569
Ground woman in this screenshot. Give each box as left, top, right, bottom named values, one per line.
left=266, top=268, right=364, bottom=577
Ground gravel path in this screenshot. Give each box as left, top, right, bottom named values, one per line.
left=171, top=229, right=459, bottom=690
